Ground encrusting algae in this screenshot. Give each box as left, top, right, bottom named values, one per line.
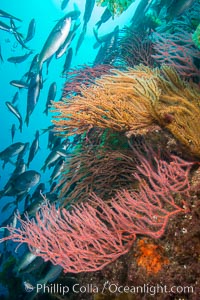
left=53, top=64, right=200, bottom=157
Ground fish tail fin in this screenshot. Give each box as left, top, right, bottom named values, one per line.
left=19, top=121, right=23, bottom=132
left=40, top=165, right=46, bottom=173
left=0, top=190, right=4, bottom=199
left=2, top=161, right=6, bottom=169
left=95, top=21, right=101, bottom=29
left=73, top=3, right=79, bottom=13
left=31, top=58, right=42, bottom=76
left=43, top=108, right=48, bottom=116
left=25, top=114, right=29, bottom=127
left=14, top=30, right=24, bottom=39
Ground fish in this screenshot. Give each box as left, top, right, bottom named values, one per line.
left=12, top=158, right=27, bottom=178
left=20, top=256, right=44, bottom=274
left=24, top=18, right=36, bottom=43
left=50, top=181, right=57, bottom=193
left=93, top=25, right=119, bottom=46
left=0, top=142, right=25, bottom=168
left=25, top=71, right=43, bottom=126
left=1, top=202, right=14, bottom=214
left=41, top=125, right=54, bottom=134
left=40, top=150, right=62, bottom=173
left=25, top=196, right=44, bottom=217
left=24, top=194, right=31, bottom=210
left=0, top=209, right=18, bottom=252
left=56, top=20, right=80, bottom=59
left=25, top=264, right=63, bottom=300
left=10, top=209, right=18, bottom=228
left=37, top=5, right=80, bottom=70
left=9, top=18, right=19, bottom=31
left=62, top=47, right=73, bottom=76
left=11, top=91, right=19, bottom=104
left=56, top=149, right=68, bottom=158
left=0, top=44, right=4, bottom=63
left=37, top=16, right=72, bottom=70
left=94, top=25, right=119, bottom=65
left=41, top=143, right=68, bottom=172
left=5, top=101, right=23, bottom=132
left=74, top=0, right=95, bottom=56
left=49, top=158, right=65, bottom=184
left=61, top=0, right=70, bottom=10
left=166, top=0, right=195, bottom=19
left=11, top=124, right=16, bottom=142
left=17, top=142, right=30, bottom=160
left=51, top=137, right=63, bottom=150
left=14, top=251, right=38, bottom=274
left=83, top=0, right=95, bottom=29
left=0, top=20, right=19, bottom=34
left=129, top=0, right=149, bottom=29
left=0, top=9, right=22, bottom=22
left=27, top=130, right=40, bottom=167
left=26, top=53, right=39, bottom=82
left=45, top=55, right=53, bottom=75
left=31, top=183, right=45, bottom=201
left=43, top=82, right=57, bottom=115
left=13, top=170, right=41, bottom=192
left=75, top=25, right=87, bottom=55
left=37, top=264, right=63, bottom=285
left=95, top=8, right=112, bottom=29
left=47, top=129, right=60, bottom=149
left=10, top=79, right=29, bottom=89
left=7, top=51, right=33, bottom=64
left=25, top=191, right=57, bottom=218
left=2, top=158, right=27, bottom=198
left=13, top=30, right=30, bottom=50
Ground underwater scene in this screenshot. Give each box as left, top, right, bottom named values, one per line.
left=0, top=0, right=200, bottom=299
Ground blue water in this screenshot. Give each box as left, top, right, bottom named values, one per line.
left=0, top=0, right=140, bottom=296
left=0, top=0, right=140, bottom=218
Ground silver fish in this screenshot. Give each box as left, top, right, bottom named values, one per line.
left=0, top=142, right=25, bottom=168
left=166, top=0, right=195, bottom=19
left=27, top=131, right=40, bottom=167
left=43, top=82, right=57, bottom=115
left=14, top=251, right=38, bottom=274
left=37, top=16, right=71, bottom=70
left=6, top=101, right=23, bottom=132
left=24, top=19, right=36, bottom=43
left=7, top=51, right=33, bottom=64
left=0, top=9, right=22, bottom=22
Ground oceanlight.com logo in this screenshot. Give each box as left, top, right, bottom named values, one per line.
left=24, top=281, right=35, bottom=293
left=24, top=282, right=195, bottom=296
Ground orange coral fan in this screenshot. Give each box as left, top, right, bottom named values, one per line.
left=52, top=64, right=200, bottom=157
left=52, top=66, right=155, bottom=137
left=135, top=65, right=200, bottom=157
left=135, top=238, right=169, bottom=274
